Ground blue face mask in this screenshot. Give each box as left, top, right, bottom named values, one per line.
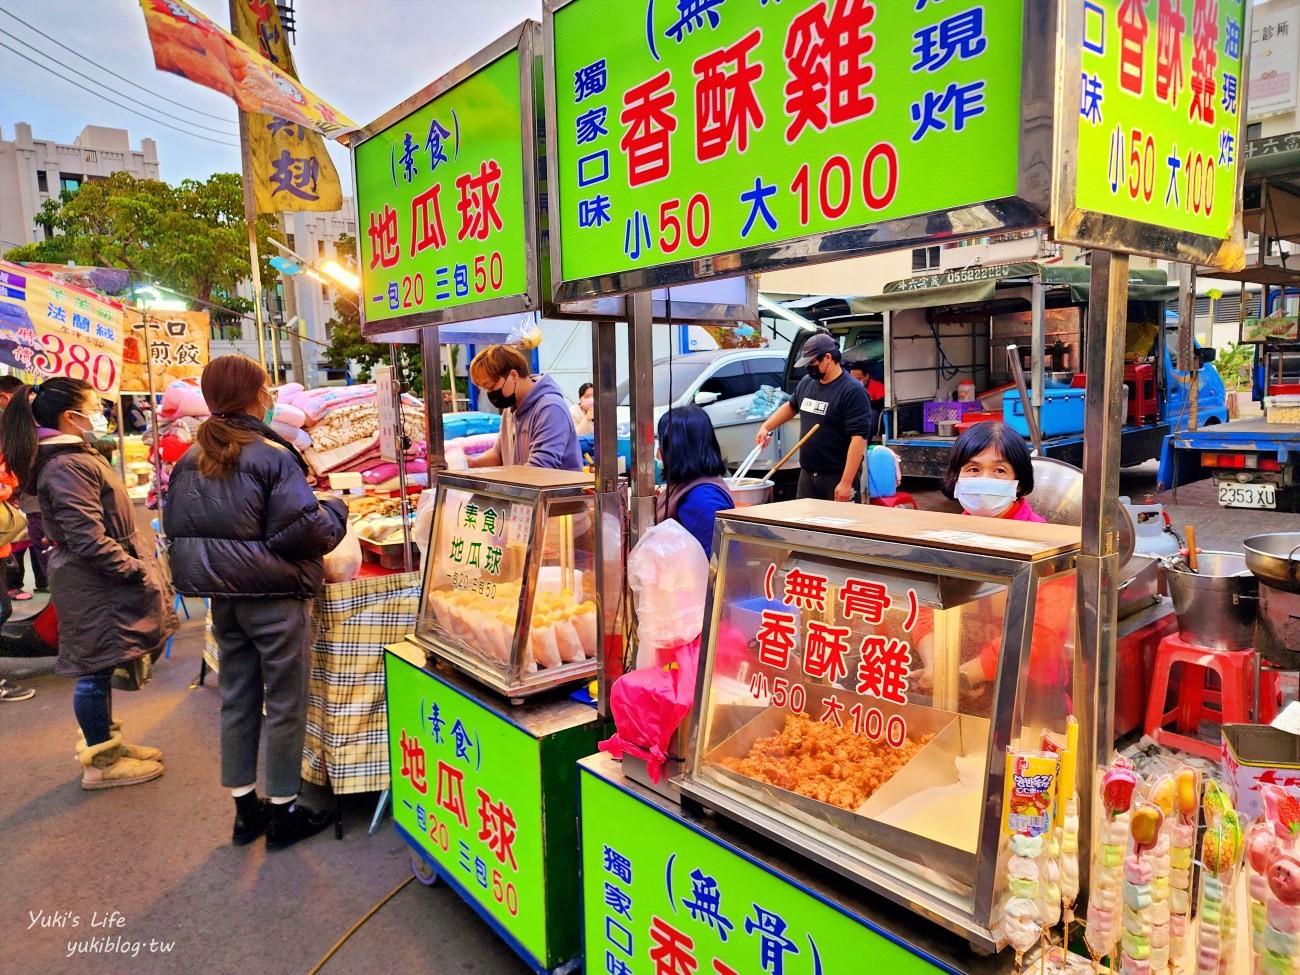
left=954, top=477, right=1018, bottom=518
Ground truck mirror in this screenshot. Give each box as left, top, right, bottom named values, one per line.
left=1199, top=347, right=1217, bottom=365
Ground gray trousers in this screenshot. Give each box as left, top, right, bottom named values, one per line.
left=211, top=597, right=312, bottom=798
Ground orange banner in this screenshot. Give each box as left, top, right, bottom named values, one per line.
left=231, top=0, right=343, bottom=212
left=138, top=0, right=356, bottom=140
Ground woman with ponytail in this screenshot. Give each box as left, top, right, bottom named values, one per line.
left=0, top=377, right=176, bottom=789
left=164, top=355, right=347, bottom=850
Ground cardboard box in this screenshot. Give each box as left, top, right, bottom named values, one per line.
left=1221, top=724, right=1300, bottom=822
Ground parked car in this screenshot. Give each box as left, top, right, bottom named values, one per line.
left=615, top=349, right=790, bottom=472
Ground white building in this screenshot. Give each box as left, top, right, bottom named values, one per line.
left=0, top=123, right=160, bottom=251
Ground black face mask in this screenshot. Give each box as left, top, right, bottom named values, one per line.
left=487, top=382, right=516, bottom=411
left=805, top=362, right=823, bottom=381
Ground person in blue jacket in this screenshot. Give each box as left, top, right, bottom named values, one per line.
left=655, top=405, right=734, bottom=559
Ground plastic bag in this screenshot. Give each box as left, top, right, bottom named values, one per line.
left=627, top=519, right=709, bottom=665
left=746, top=384, right=791, bottom=419
left=506, top=312, right=543, bottom=351
left=598, top=638, right=699, bottom=783
left=322, top=521, right=362, bottom=583
left=412, top=489, right=438, bottom=562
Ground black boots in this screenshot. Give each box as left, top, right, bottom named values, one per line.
left=265, top=801, right=334, bottom=851
left=232, top=792, right=272, bottom=846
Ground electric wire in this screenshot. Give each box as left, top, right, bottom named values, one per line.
left=0, top=41, right=241, bottom=149
left=0, top=6, right=238, bottom=124
left=0, top=27, right=238, bottom=137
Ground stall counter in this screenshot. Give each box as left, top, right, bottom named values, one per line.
left=386, top=642, right=610, bottom=975
left=579, top=753, right=1013, bottom=975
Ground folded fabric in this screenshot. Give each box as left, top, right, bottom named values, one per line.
left=270, top=402, right=307, bottom=429
left=361, top=459, right=429, bottom=484
left=285, top=384, right=424, bottom=426
left=304, top=434, right=381, bottom=476
left=158, top=377, right=208, bottom=420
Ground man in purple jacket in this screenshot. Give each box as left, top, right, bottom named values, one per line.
left=467, top=345, right=583, bottom=471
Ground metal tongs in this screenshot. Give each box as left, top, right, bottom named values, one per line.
left=732, top=442, right=765, bottom=481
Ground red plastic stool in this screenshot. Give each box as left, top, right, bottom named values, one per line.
left=870, top=492, right=917, bottom=509
left=1144, top=634, right=1280, bottom=760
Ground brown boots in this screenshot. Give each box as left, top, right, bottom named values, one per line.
left=75, top=722, right=163, bottom=762
left=78, top=733, right=164, bottom=790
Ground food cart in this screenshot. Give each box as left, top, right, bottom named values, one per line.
left=539, top=0, right=1250, bottom=970
left=353, top=17, right=761, bottom=973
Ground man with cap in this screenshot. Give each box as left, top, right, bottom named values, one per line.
left=755, top=331, right=873, bottom=502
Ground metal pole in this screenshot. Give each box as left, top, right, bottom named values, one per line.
left=389, top=344, right=413, bottom=573
left=141, top=310, right=164, bottom=536
left=1076, top=250, right=1130, bottom=891
left=592, top=320, right=626, bottom=719
left=628, top=292, right=656, bottom=546
left=421, top=329, right=446, bottom=471
left=1175, top=264, right=1199, bottom=432
left=1031, top=275, right=1046, bottom=425
left=230, top=0, right=267, bottom=372
left=112, top=396, right=127, bottom=483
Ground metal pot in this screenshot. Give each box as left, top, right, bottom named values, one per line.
left=725, top=477, right=774, bottom=507
left=1167, top=552, right=1259, bottom=650
left=1244, top=533, right=1300, bottom=594
left=935, top=420, right=958, bottom=437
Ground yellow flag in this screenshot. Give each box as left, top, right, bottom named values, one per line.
left=231, top=0, right=343, bottom=213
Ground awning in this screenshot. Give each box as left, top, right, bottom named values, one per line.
left=854, top=262, right=1176, bottom=313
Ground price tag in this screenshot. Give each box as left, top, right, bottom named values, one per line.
left=507, top=503, right=532, bottom=547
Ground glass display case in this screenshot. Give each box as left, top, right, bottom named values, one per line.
left=680, top=500, right=1081, bottom=952
left=414, top=467, right=601, bottom=700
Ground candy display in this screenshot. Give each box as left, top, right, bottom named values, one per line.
left=1194, top=781, right=1245, bottom=975
left=1086, top=757, right=1141, bottom=964
left=718, top=714, right=932, bottom=811
left=999, top=750, right=1060, bottom=959
left=1144, top=776, right=1176, bottom=975
left=1248, top=785, right=1300, bottom=975
left=1121, top=801, right=1165, bottom=975
left=1168, top=767, right=1201, bottom=973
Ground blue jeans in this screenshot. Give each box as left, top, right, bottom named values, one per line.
left=73, top=668, right=114, bottom=747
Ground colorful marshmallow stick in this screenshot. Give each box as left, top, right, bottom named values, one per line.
left=1000, top=749, right=1061, bottom=966
left=1250, top=785, right=1300, bottom=975
left=1164, top=766, right=1200, bottom=975
left=1120, top=801, right=1165, bottom=975
left=1085, top=757, right=1141, bottom=970
left=1143, top=776, right=1176, bottom=975
left=1194, top=781, right=1244, bottom=975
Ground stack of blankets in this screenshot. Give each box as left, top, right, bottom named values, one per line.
left=146, top=379, right=431, bottom=503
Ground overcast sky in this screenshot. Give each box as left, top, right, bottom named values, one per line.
left=0, top=0, right=541, bottom=189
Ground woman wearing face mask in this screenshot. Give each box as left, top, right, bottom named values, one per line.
left=467, top=345, right=582, bottom=471
left=914, top=422, right=1071, bottom=703
left=0, top=378, right=176, bottom=787
left=570, top=382, right=595, bottom=437
left=164, top=356, right=348, bottom=849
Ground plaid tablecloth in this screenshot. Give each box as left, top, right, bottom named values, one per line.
left=201, top=570, right=422, bottom=795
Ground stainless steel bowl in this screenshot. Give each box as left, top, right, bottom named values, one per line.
left=725, top=477, right=774, bottom=507
left=1025, top=457, right=1136, bottom=565
left=1167, top=552, right=1258, bottom=650
left=1245, top=532, right=1300, bottom=594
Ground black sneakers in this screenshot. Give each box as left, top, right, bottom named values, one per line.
left=0, top=678, right=34, bottom=702
left=232, top=793, right=272, bottom=846
left=265, top=802, right=334, bottom=851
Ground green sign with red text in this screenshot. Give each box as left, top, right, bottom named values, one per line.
left=386, top=651, right=546, bottom=959
left=550, top=0, right=1026, bottom=287
left=580, top=766, right=936, bottom=975
left=1074, top=0, right=1246, bottom=239
left=355, top=46, right=528, bottom=324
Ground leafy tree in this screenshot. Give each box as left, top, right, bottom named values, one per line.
left=3, top=172, right=274, bottom=328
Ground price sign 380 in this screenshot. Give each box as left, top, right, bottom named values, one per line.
left=35, top=334, right=118, bottom=394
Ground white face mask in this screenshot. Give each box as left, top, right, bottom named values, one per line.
left=73, top=410, right=109, bottom=436
left=954, top=476, right=1018, bottom=518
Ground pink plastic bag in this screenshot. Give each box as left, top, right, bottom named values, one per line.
left=598, top=639, right=699, bottom=784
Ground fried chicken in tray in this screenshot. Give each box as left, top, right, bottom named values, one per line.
left=720, top=714, right=932, bottom=812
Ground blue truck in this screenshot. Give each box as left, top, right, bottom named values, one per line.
left=826, top=262, right=1231, bottom=479
left=1158, top=307, right=1300, bottom=512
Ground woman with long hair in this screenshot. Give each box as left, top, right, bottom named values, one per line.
left=164, top=356, right=347, bottom=850
left=0, top=377, right=175, bottom=786
left=655, top=405, right=733, bottom=559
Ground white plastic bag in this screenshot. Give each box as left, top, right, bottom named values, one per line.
left=412, top=489, right=438, bottom=561
left=627, top=519, right=710, bottom=667
left=323, top=521, right=362, bottom=583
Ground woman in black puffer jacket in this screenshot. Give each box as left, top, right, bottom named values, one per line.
left=165, top=355, right=347, bottom=850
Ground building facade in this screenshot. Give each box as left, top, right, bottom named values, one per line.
left=0, top=123, right=160, bottom=251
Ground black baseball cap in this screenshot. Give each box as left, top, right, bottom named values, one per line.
left=795, top=332, right=838, bottom=367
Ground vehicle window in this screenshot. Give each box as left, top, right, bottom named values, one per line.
left=617, top=360, right=709, bottom=406
left=697, top=361, right=753, bottom=400
left=747, top=358, right=785, bottom=391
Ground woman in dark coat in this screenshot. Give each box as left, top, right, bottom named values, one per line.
left=164, top=355, right=348, bottom=850
left=0, top=378, right=176, bottom=789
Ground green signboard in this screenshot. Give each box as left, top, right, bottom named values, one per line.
left=580, top=766, right=938, bottom=975
left=386, top=651, right=547, bottom=959
left=352, top=23, right=538, bottom=332
left=547, top=0, right=1041, bottom=299
left=1059, top=0, right=1247, bottom=264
